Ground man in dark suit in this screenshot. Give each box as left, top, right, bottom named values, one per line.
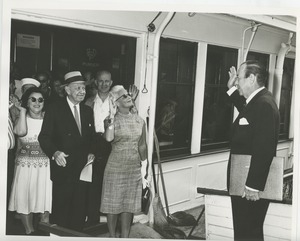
left=39, top=71, right=96, bottom=231
left=227, top=60, right=280, bottom=241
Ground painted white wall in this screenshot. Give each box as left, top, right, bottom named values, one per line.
left=12, top=10, right=292, bottom=54
left=154, top=141, right=291, bottom=213
left=205, top=195, right=292, bottom=240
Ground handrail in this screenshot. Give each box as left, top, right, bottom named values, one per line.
left=197, top=187, right=292, bottom=205
left=241, top=23, right=261, bottom=63
left=146, top=12, right=175, bottom=225
left=273, top=33, right=296, bottom=107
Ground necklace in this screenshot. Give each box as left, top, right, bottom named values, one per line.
left=118, top=111, right=131, bottom=117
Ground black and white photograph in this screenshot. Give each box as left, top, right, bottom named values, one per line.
left=1, top=0, right=300, bottom=240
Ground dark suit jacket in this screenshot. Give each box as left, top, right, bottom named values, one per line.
left=229, top=88, right=280, bottom=191
left=39, top=98, right=96, bottom=183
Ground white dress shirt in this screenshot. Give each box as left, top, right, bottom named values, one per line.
left=93, top=94, right=110, bottom=133
left=66, top=96, right=81, bottom=126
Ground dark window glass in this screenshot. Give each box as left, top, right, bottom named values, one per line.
left=247, top=51, right=269, bottom=67
left=11, top=20, right=136, bottom=90
left=279, top=58, right=294, bottom=139
left=155, top=38, right=197, bottom=158
left=11, top=20, right=52, bottom=78
left=201, top=45, right=238, bottom=151
left=247, top=51, right=270, bottom=87
left=52, top=28, right=136, bottom=88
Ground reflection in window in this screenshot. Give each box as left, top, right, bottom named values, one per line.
left=201, top=45, right=238, bottom=151
left=155, top=38, right=197, bottom=158
left=279, top=58, right=294, bottom=139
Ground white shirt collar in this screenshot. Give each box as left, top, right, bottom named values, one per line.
left=246, top=87, right=265, bottom=104
left=94, top=93, right=109, bottom=103
left=66, top=96, right=80, bottom=111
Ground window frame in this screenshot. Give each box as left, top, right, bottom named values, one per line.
left=154, top=37, right=198, bottom=159
left=200, top=44, right=238, bottom=152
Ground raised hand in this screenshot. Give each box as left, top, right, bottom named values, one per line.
left=227, top=66, right=238, bottom=89
left=14, top=100, right=26, bottom=112
left=9, top=94, right=20, bottom=108
left=108, top=93, right=117, bottom=118
left=128, top=84, right=139, bottom=101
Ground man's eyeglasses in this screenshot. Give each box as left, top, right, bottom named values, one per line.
left=98, top=79, right=112, bottom=84
left=115, top=93, right=131, bottom=102
left=29, top=97, right=44, bottom=103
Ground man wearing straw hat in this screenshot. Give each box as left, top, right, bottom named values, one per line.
left=39, top=71, right=96, bottom=231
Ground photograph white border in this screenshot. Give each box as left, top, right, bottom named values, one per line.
left=1, top=1, right=300, bottom=241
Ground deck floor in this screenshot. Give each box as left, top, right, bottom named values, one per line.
left=6, top=205, right=206, bottom=239
left=95, top=205, right=206, bottom=239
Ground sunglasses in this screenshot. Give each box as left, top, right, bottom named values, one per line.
left=115, top=93, right=131, bottom=102
left=29, top=97, right=44, bottom=103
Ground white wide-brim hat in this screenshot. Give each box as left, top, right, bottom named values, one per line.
left=20, top=78, right=41, bottom=88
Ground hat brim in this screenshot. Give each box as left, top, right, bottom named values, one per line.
left=62, top=80, right=86, bottom=87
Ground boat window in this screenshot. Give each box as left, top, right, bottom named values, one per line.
left=155, top=38, right=197, bottom=158
left=247, top=51, right=270, bottom=87
left=279, top=58, right=294, bottom=140
left=201, top=45, right=238, bottom=151
left=10, top=20, right=136, bottom=91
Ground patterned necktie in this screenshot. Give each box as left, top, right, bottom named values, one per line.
left=74, top=105, right=81, bottom=135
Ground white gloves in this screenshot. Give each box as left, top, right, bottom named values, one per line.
left=141, top=159, right=151, bottom=189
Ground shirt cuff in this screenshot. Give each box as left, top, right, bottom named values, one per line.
left=227, top=86, right=237, bottom=96
left=245, top=186, right=259, bottom=192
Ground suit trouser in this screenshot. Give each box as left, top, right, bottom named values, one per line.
left=86, top=133, right=111, bottom=225
left=231, top=196, right=270, bottom=241
left=51, top=180, right=88, bottom=231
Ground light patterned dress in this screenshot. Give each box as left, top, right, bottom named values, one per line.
left=100, top=112, right=144, bottom=214
left=8, top=116, right=52, bottom=215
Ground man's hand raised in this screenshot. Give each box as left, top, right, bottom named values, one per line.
left=228, top=66, right=237, bottom=89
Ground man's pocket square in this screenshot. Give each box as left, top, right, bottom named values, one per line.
left=239, top=117, right=249, bottom=125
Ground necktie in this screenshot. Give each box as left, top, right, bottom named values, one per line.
left=74, top=105, right=81, bottom=135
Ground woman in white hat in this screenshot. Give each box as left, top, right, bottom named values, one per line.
left=100, top=85, right=149, bottom=238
